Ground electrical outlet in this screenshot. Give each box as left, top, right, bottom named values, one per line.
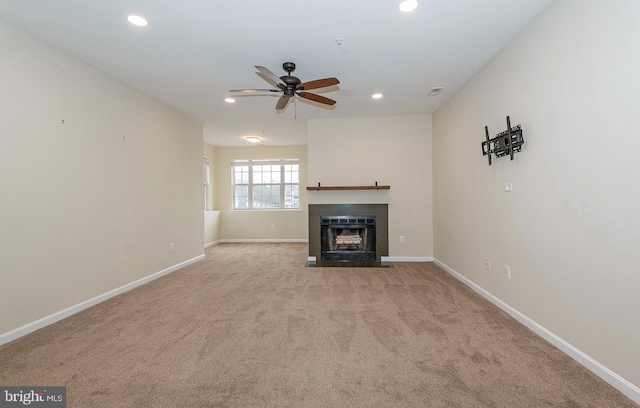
left=485, top=258, right=491, bottom=270
left=170, top=243, right=175, bottom=252
left=505, top=265, right=511, bottom=279
left=400, top=236, right=406, bottom=243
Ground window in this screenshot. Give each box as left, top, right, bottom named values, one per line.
left=232, top=159, right=299, bottom=210
left=203, top=157, right=211, bottom=211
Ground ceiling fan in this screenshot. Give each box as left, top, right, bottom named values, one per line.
left=230, top=62, right=340, bottom=111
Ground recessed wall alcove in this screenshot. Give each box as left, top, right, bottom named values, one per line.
left=308, top=204, right=389, bottom=267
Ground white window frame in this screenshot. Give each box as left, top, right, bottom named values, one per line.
left=203, top=157, right=211, bottom=211
left=232, top=159, right=300, bottom=210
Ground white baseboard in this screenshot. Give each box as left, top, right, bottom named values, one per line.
left=220, top=239, right=308, bottom=243
left=205, top=240, right=221, bottom=248
left=0, top=254, right=205, bottom=347
left=433, top=258, right=640, bottom=405
left=382, top=256, right=433, bottom=262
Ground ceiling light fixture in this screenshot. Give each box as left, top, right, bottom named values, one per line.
left=245, top=136, right=261, bottom=144
left=224, top=98, right=236, bottom=103
left=399, top=0, right=419, bottom=12
left=428, top=87, right=444, bottom=96
left=126, top=15, right=148, bottom=27
left=372, top=93, right=383, bottom=99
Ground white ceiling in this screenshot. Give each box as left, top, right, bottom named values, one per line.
left=0, top=0, right=553, bottom=146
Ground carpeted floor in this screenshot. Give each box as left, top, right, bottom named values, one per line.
left=0, top=243, right=636, bottom=407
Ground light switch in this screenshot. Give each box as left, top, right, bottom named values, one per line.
left=504, top=183, right=513, bottom=192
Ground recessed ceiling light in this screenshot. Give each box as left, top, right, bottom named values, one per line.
left=245, top=136, right=261, bottom=143
left=372, top=93, right=383, bottom=99
left=225, top=98, right=236, bottom=103
left=127, top=15, right=148, bottom=27
left=399, top=0, right=419, bottom=12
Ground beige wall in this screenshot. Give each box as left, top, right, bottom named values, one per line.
left=433, top=0, right=640, bottom=392
left=0, top=20, right=204, bottom=336
left=214, top=145, right=308, bottom=240
left=308, top=115, right=432, bottom=258
left=204, top=211, right=221, bottom=246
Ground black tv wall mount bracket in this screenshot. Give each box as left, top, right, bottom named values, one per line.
left=481, top=116, right=524, bottom=165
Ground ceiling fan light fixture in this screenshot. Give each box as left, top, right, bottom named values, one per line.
left=224, top=98, right=236, bottom=103
left=399, top=0, right=419, bottom=12
left=372, top=93, right=383, bottom=99
left=126, top=15, right=148, bottom=27
left=245, top=136, right=261, bottom=144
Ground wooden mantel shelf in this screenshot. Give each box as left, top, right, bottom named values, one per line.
left=306, top=185, right=390, bottom=191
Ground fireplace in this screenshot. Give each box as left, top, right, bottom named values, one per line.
left=308, top=204, right=388, bottom=267
left=321, top=216, right=376, bottom=261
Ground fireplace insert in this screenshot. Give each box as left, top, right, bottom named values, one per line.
left=320, top=215, right=376, bottom=262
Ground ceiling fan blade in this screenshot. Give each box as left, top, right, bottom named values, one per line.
left=298, top=77, right=340, bottom=91
left=229, top=89, right=280, bottom=93
left=276, top=96, right=290, bottom=110
left=298, top=92, right=336, bottom=106
left=256, top=66, right=285, bottom=88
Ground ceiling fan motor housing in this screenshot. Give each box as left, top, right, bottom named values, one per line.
left=280, top=73, right=301, bottom=97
